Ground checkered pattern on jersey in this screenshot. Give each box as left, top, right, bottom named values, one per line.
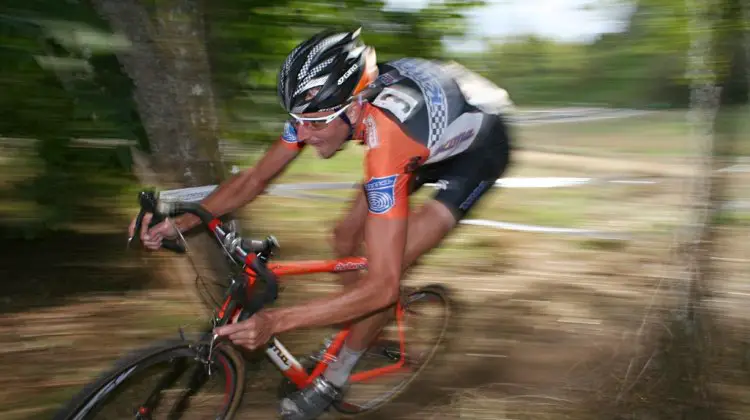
left=388, top=58, right=448, bottom=149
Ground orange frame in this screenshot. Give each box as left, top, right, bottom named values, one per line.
left=229, top=254, right=409, bottom=389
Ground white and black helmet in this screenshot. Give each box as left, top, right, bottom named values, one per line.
left=278, top=28, right=376, bottom=114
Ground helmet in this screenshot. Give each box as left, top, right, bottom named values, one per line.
left=277, top=28, right=377, bottom=114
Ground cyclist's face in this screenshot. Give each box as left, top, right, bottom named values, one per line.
left=294, top=110, right=351, bottom=159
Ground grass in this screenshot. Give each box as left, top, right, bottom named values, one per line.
left=715, top=209, right=750, bottom=226
left=517, top=111, right=690, bottom=156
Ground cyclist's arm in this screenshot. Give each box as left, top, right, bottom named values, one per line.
left=271, top=214, right=407, bottom=333
left=269, top=111, right=429, bottom=332
left=174, top=131, right=303, bottom=233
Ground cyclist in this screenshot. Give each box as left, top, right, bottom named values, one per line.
left=129, top=27, right=514, bottom=419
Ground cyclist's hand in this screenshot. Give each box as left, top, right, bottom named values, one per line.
left=214, top=310, right=277, bottom=350
left=128, top=213, right=178, bottom=251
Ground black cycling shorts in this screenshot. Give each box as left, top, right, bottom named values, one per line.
left=409, top=113, right=512, bottom=221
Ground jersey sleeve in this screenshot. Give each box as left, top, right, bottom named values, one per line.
left=362, top=107, right=430, bottom=220
left=278, top=119, right=306, bottom=152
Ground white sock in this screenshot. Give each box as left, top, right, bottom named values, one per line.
left=324, top=345, right=365, bottom=387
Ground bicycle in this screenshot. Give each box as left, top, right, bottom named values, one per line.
left=53, top=189, right=452, bottom=419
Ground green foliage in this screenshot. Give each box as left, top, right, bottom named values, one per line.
left=0, top=0, right=483, bottom=236
left=204, top=0, right=484, bottom=142
left=473, top=35, right=592, bottom=105
left=466, top=0, right=748, bottom=108
left=0, top=4, right=139, bottom=236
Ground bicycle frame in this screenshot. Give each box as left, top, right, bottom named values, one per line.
left=205, top=216, right=410, bottom=389
left=123, top=190, right=416, bottom=416
left=261, top=259, right=408, bottom=389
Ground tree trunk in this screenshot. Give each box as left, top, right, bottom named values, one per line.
left=666, top=0, right=740, bottom=415
left=90, top=0, right=225, bottom=184
left=90, top=0, right=233, bottom=310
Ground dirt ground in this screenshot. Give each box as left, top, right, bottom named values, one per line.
left=1, top=150, right=749, bottom=420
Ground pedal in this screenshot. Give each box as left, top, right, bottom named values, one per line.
left=383, top=347, right=401, bottom=362
left=366, top=340, right=402, bottom=362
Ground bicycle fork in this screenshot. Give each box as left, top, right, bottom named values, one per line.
left=133, top=348, right=212, bottom=420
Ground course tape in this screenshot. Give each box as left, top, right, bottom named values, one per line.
left=461, top=219, right=630, bottom=241
left=264, top=177, right=659, bottom=192
left=718, top=164, right=750, bottom=173
left=158, top=177, right=659, bottom=203
left=157, top=176, right=748, bottom=240
left=158, top=177, right=658, bottom=241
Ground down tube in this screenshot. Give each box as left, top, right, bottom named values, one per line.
left=267, top=256, right=368, bottom=277
left=266, top=337, right=309, bottom=387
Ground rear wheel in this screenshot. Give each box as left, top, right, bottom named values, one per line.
left=53, top=339, right=245, bottom=420
left=332, top=284, right=452, bottom=416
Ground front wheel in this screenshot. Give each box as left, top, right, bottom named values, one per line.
left=53, top=339, right=245, bottom=420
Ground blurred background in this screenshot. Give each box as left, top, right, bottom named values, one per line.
left=0, top=0, right=748, bottom=418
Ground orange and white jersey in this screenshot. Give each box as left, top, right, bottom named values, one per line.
left=276, top=57, right=511, bottom=219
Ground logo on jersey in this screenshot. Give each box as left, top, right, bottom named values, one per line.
left=389, top=59, right=448, bottom=147
left=435, top=129, right=475, bottom=154
left=364, top=174, right=398, bottom=214
left=376, top=71, right=404, bottom=86
left=459, top=180, right=492, bottom=211
left=282, top=121, right=298, bottom=144
left=373, top=87, right=420, bottom=122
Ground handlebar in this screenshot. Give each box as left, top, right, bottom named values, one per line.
left=129, top=191, right=186, bottom=253
left=129, top=189, right=281, bottom=321
left=156, top=197, right=280, bottom=263
left=129, top=190, right=279, bottom=263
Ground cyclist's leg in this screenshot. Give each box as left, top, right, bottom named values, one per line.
left=325, top=186, right=386, bottom=387
left=325, top=173, right=435, bottom=386
left=345, top=113, right=513, bottom=352
left=284, top=197, right=468, bottom=418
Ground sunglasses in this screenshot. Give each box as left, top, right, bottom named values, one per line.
left=289, top=102, right=353, bottom=130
